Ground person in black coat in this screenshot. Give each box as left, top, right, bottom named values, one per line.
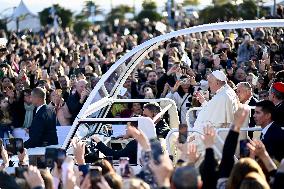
left=24, top=87, right=58, bottom=148
left=92, top=124, right=138, bottom=164
left=269, top=82, right=284, bottom=124
left=142, top=102, right=170, bottom=138
left=253, top=100, right=284, bottom=162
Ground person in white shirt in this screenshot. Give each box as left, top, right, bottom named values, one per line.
left=192, top=70, right=239, bottom=157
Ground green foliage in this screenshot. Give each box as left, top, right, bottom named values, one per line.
left=136, top=0, right=162, bottom=21
left=82, top=0, right=103, bottom=17
left=199, top=0, right=264, bottom=24
left=183, top=0, right=200, bottom=6
left=73, top=21, right=92, bottom=36
left=106, top=5, right=134, bottom=23
left=39, top=4, right=73, bottom=28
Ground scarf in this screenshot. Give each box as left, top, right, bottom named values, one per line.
left=23, top=103, right=34, bottom=128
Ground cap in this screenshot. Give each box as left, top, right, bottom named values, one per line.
left=212, top=70, right=227, bottom=82
left=273, top=82, right=284, bottom=93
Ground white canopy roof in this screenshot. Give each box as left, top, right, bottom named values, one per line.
left=6, top=0, right=41, bottom=32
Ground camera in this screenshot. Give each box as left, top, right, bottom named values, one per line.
left=45, top=148, right=66, bottom=168
left=150, top=138, right=163, bottom=165
left=15, top=167, right=28, bottom=179
left=29, top=155, right=46, bottom=169
left=4, top=138, right=24, bottom=155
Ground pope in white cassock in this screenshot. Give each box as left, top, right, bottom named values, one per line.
left=193, top=70, right=239, bottom=156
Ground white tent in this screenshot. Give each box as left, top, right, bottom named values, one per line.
left=6, top=0, right=41, bottom=32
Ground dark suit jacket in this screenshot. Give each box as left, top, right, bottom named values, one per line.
left=24, top=105, right=58, bottom=148
left=261, top=122, right=284, bottom=162
left=248, top=97, right=258, bottom=138
left=96, top=140, right=137, bottom=164
left=274, top=101, right=284, bottom=124
left=155, top=119, right=170, bottom=139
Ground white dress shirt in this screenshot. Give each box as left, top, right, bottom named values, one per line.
left=36, top=104, right=45, bottom=114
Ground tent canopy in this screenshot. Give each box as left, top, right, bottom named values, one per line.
left=7, top=0, right=41, bottom=32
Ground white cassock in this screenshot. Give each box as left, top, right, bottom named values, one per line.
left=194, top=84, right=239, bottom=132
left=192, top=84, right=239, bottom=159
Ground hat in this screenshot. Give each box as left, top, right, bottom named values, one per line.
left=273, top=82, right=284, bottom=93
left=212, top=70, right=227, bottom=82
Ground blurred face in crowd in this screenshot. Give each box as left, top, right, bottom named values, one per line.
left=0, top=97, right=9, bottom=109
left=2, top=77, right=11, bottom=88
left=76, top=80, right=87, bottom=95
left=132, top=103, right=142, bottom=115
left=259, top=91, right=269, bottom=101
left=123, top=78, right=132, bottom=89
left=235, top=68, right=247, bottom=82
left=50, top=90, right=62, bottom=105
left=180, top=78, right=191, bottom=93
left=147, top=71, right=157, bottom=83
left=156, top=68, right=165, bottom=79
left=246, top=75, right=253, bottom=86
left=253, top=107, right=272, bottom=128
left=24, top=91, right=32, bottom=105
left=58, top=76, right=69, bottom=89
left=236, top=84, right=252, bottom=103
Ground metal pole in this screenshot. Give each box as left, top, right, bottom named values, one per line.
left=274, top=0, right=276, bottom=16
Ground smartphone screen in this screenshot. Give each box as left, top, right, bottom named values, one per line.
left=178, top=124, right=188, bottom=144
left=150, top=138, right=163, bottom=165
left=15, top=167, right=28, bottom=179
left=29, top=155, right=46, bottom=169
left=240, top=139, right=250, bottom=158
left=119, top=157, right=130, bottom=178
left=15, top=138, right=24, bottom=153
left=90, top=166, right=102, bottom=189
left=56, top=149, right=67, bottom=168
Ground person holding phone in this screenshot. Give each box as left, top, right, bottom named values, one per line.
left=237, top=33, right=255, bottom=65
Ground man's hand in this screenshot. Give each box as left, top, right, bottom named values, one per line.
left=188, top=143, right=201, bottom=164
left=23, top=166, right=45, bottom=189
left=127, top=123, right=150, bottom=151
left=247, top=139, right=267, bottom=159
left=149, top=154, right=173, bottom=187
left=72, top=138, right=86, bottom=165
left=194, top=91, right=205, bottom=104
left=232, top=104, right=250, bottom=132
left=201, top=125, right=216, bottom=149
left=0, top=145, right=9, bottom=170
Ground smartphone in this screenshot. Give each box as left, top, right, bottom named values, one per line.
left=45, top=148, right=66, bottom=168
left=15, top=167, right=28, bottom=179
left=240, top=139, right=250, bottom=158
left=178, top=124, right=188, bottom=144
left=150, top=138, right=163, bottom=165
left=78, top=164, right=89, bottom=177
left=119, top=157, right=130, bottom=178
left=29, top=155, right=46, bottom=169
left=90, top=166, right=102, bottom=189
left=5, top=138, right=24, bottom=155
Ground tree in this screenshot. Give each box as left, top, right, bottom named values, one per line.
left=183, top=0, right=200, bottom=6
left=82, top=0, right=103, bottom=17
left=106, top=5, right=134, bottom=23
left=212, top=0, right=230, bottom=6
left=136, top=0, right=162, bottom=21
left=199, top=2, right=237, bottom=23
left=39, top=4, right=73, bottom=28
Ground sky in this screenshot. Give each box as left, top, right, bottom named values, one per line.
left=0, top=0, right=213, bottom=17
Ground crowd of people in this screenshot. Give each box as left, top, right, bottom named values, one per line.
left=0, top=5, right=284, bottom=188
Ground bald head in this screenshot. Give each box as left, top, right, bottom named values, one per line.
left=236, top=82, right=252, bottom=103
